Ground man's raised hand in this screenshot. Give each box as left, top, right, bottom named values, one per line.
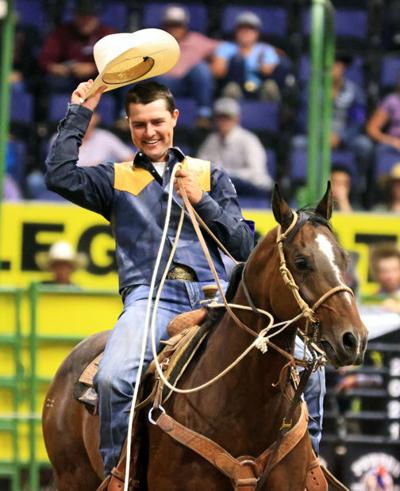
left=71, top=79, right=104, bottom=112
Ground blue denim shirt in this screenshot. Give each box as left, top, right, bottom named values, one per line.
left=45, top=104, right=253, bottom=293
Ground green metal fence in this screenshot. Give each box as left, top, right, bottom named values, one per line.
left=0, top=283, right=119, bottom=490
left=298, top=0, right=335, bottom=206
left=0, top=287, right=22, bottom=491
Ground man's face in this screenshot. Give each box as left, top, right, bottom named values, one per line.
left=51, top=261, right=74, bottom=285
left=331, top=170, right=351, bottom=197
left=163, top=23, right=187, bottom=42
left=74, top=15, right=99, bottom=36
left=127, top=99, right=179, bottom=162
left=235, top=26, right=259, bottom=47
left=375, top=257, right=400, bottom=293
left=215, top=114, right=239, bottom=137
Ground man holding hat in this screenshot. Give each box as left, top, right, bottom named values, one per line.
left=45, top=69, right=253, bottom=476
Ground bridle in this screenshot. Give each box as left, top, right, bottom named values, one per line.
left=241, top=210, right=354, bottom=360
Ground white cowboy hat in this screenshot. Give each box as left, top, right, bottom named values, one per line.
left=36, top=241, right=87, bottom=271
left=85, top=28, right=180, bottom=99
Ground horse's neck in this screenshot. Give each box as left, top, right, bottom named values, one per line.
left=171, top=285, right=298, bottom=455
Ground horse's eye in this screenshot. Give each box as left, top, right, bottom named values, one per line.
left=294, top=257, right=310, bottom=271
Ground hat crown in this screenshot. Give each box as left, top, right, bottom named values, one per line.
left=93, top=28, right=180, bottom=75
left=48, top=241, right=76, bottom=262
left=235, top=11, right=262, bottom=29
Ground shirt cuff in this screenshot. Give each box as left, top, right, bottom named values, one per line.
left=61, top=103, right=93, bottom=133
left=193, top=192, right=222, bottom=221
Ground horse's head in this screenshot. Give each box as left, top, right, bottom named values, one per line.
left=262, top=184, right=367, bottom=367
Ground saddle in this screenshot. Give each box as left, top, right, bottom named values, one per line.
left=74, top=307, right=209, bottom=414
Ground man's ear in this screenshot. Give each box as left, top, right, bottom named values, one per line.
left=272, top=184, right=294, bottom=230
left=315, top=182, right=333, bottom=220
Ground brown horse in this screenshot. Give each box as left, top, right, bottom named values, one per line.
left=43, top=186, right=368, bottom=490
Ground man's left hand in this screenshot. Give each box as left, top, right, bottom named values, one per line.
left=174, top=168, right=203, bottom=205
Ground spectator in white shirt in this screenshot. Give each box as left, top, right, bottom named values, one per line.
left=197, top=97, right=273, bottom=201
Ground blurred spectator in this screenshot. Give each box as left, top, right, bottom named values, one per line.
left=39, top=0, right=114, bottom=93
left=155, top=5, right=218, bottom=124
left=4, top=140, right=22, bottom=201
left=12, top=20, right=41, bottom=92
left=370, top=243, right=400, bottom=313
left=293, top=53, right=373, bottom=194
left=70, top=112, right=133, bottom=167
left=330, top=164, right=354, bottom=212
left=211, top=11, right=289, bottom=102
left=197, top=97, right=272, bottom=200
left=36, top=240, right=86, bottom=286
left=373, top=163, right=400, bottom=213
left=4, top=176, right=22, bottom=201
left=367, top=78, right=400, bottom=152
left=27, top=112, right=133, bottom=197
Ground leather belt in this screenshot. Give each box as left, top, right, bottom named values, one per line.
left=166, top=265, right=197, bottom=282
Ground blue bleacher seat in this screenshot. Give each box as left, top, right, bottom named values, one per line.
left=15, top=0, right=45, bottom=31
left=240, top=101, right=279, bottom=134
left=49, top=94, right=116, bottom=126
left=380, top=54, right=400, bottom=90
left=298, top=55, right=365, bottom=88
left=290, top=147, right=356, bottom=182
left=375, top=145, right=400, bottom=178
left=221, top=6, right=287, bottom=38
left=10, top=87, right=34, bottom=124
left=142, top=3, right=208, bottom=33
left=302, top=8, right=367, bottom=40
left=63, top=1, right=128, bottom=31
left=175, top=97, right=197, bottom=128
left=266, top=148, right=276, bottom=181
left=6, top=140, right=27, bottom=185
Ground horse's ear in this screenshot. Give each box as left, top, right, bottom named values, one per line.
left=272, top=184, right=294, bottom=229
left=315, top=182, right=333, bottom=221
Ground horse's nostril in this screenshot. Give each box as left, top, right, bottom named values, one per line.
left=343, top=331, right=357, bottom=353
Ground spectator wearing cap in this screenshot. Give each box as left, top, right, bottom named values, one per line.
left=154, top=4, right=219, bottom=126
left=211, top=11, right=287, bottom=101
left=39, top=0, right=114, bottom=93
left=373, top=163, right=400, bottom=213
left=197, top=97, right=273, bottom=202
left=36, top=240, right=86, bottom=286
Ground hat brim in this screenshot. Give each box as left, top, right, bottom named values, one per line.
left=36, top=252, right=87, bottom=272
left=86, top=34, right=180, bottom=99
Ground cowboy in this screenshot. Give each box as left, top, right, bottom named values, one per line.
left=45, top=26, right=254, bottom=476
left=36, top=240, right=86, bottom=286
left=45, top=29, right=325, bottom=481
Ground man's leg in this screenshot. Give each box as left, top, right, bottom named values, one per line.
left=294, top=336, right=326, bottom=454
left=93, top=280, right=211, bottom=475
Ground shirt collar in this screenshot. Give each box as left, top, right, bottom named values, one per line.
left=133, top=147, right=186, bottom=183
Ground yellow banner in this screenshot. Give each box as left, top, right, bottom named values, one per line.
left=1, top=202, right=400, bottom=295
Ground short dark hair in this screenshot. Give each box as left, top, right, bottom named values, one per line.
left=124, top=81, right=176, bottom=116
left=331, top=164, right=353, bottom=178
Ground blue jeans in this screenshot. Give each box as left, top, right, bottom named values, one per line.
left=94, top=282, right=325, bottom=473
left=94, top=280, right=218, bottom=474
left=294, top=337, right=326, bottom=454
